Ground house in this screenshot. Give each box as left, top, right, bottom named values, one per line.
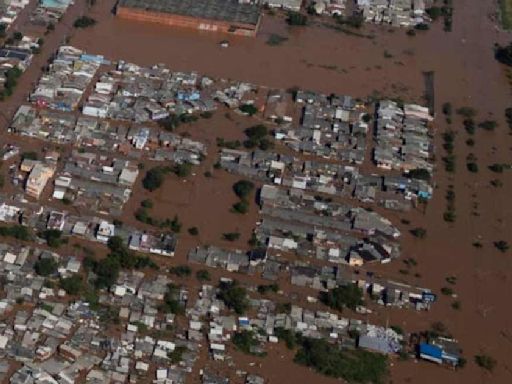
left=96, top=221, right=115, bottom=242
left=265, top=0, right=302, bottom=11
left=25, top=163, right=55, bottom=199
left=419, top=338, right=461, bottom=366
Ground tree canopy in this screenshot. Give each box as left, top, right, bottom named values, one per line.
left=217, top=280, right=248, bottom=314
left=320, top=284, right=363, bottom=311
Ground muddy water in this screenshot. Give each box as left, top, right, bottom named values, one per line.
left=1, top=0, right=511, bottom=382
left=71, top=1, right=512, bottom=383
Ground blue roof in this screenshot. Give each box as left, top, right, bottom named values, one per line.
left=419, top=343, right=442, bottom=359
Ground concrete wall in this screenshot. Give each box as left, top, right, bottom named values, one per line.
left=117, top=6, right=259, bottom=37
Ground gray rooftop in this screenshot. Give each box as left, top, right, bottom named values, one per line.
left=119, top=0, right=261, bottom=26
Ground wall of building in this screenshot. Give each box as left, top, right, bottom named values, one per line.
left=117, top=7, right=260, bottom=37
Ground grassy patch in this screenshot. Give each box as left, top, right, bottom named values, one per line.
left=266, top=34, right=288, bottom=46
left=499, top=0, right=512, bottom=30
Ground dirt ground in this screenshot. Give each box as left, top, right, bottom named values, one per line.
left=1, top=0, right=512, bottom=383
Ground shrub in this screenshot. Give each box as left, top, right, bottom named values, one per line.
left=188, top=227, right=199, bottom=236
left=488, top=163, right=505, bottom=173
left=266, top=34, right=288, bottom=46
left=456, top=106, right=476, bottom=118
left=21, top=151, right=38, bottom=160
left=196, top=269, right=211, bottom=281
left=415, top=23, right=430, bottom=30
left=336, top=14, right=364, bottom=29
left=40, top=229, right=64, bottom=248
left=426, top=6, right=443, bottom=20
left=0, top=225, right=31, bottom=241
left=463, top=119, right=475, bottom=134
left=223, top=232, right=240, bottom=241
left=287, top=12, right=308, bottom=26
left=443, top=210, right=456, bottom=222
left=478, top=120, right=497, bottom=131
left=239, top=104, right=258, bottom=116
left=410, top=227, right=427, bottom=238
left=466, top=162, right=479, bottom=173
left=169, top=265, right=191, bottom=277
left=257, top=283, right=279, bottom=295
left=73, top=16, right=96, bottom=28
left=141, top=199, right=153, bottom=209
left=495, top=42, right=512, bottom=66
left=442, top=102, right=452, bottom=115
left=490, top=179, right=503, bottom=187
left=440, top=287, right=453, bottom=295
left=474, top=354, right=497, bottom=371
left=494, top=240, right=509, bottom=252
left=170, top=215, right=181, bottom=233
left=173, top=162, right=192, bottom=178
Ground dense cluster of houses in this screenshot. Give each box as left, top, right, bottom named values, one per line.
left=0, top=0, right=29, bottom=29
left=189, top=244, right=436, bottom=311
left=0, top=242, right=199, bottom=383
left=30, top=0, right=74, bottom=27
left=0, top=44, right=455, bottom=382
left=374, top=99, right=434, bottom=172
left=30, top=46, right=104, bottom=111
left=275, top=92, right=368, bottom=163
left=79, top=59, right=262, bottom=122
left=357, top=0, right=430, bottom=27
left=0, top=237, right=456, bottom=383
left=0, top=195, right=178, bottom=256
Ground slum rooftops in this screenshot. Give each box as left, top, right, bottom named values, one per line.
left=118, top=0, right=261, bottom=26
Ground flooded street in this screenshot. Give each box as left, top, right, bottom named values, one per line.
left=70, top=1, right=512, bottom=383
left=0, top=0, right=511, bottom=382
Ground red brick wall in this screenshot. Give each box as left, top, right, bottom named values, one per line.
left=117, top=6, right=259, bottom=37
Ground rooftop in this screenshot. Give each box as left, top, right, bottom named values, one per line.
left=118, top=0, right=261, bottom=26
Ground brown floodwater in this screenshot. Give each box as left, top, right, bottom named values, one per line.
left=1, top=0, right=512, bottom=382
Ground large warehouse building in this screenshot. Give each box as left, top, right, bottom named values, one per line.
left=116, top=0, right=262, bottom=37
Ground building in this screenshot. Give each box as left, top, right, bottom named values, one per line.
left=117, top=0, right=262, bottom=37
left=25, top=163, right=55, bottom=199
left=96, top=221, right=115, bottom=242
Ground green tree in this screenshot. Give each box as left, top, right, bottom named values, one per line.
left=294, top=338, right=388, bottom=383
left=60, top=274, right=83, bottom=295
left=233, top=180, right=255, bottom=200
left=34, top=258, right=58, bottom=276
left=320, top=284, right=363, bottom=311
left=142, top=167, right=168, bottom=191
left=217, top=280, right=248, bottom=314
